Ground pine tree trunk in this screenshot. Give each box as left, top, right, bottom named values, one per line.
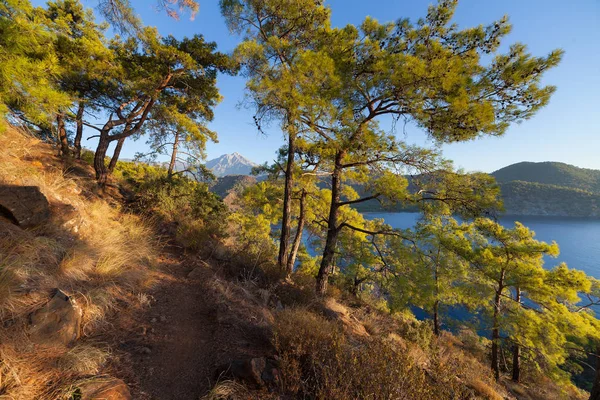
left=278, top=133, right=296, bottom=273
left=57, top=113, right=69, bottom=156
left=316, top=151, right=344, bottom=295
left=590, top=346, right=600, bottom=400
left=94, top=132, right=110, bottom=185
left=491, top=272, right=505, bottom=381
left=512, top=288, right=522, bottom=382
left=433, top=300, right=440, bottom=336
left=73, top=101, right=85, bottom=159
left=286, top=189, right=306, bottom=278
left=168, top=131, right=180, bottom=179
left=108, top=137, right=125, bottom=173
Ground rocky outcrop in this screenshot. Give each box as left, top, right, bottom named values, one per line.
left=29, top=289, right=82, bottom=346
left=0, top=185, right=50, bottom=228
left=75, top=377, right=132, bottom=400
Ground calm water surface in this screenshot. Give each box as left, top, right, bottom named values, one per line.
left=365, top=212, right=600, bottom=279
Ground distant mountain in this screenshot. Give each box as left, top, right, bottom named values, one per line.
left=492, top=162, right=600, bottom=194
left=205, top=153, right=257, bottom=177
left=492, top=162, right=600, bottom=217
left=351, top=162, right=600, bottom=217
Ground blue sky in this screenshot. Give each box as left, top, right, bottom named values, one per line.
left=74, top=0, right=599, bottom=172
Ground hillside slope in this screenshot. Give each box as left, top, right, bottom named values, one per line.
left=492, top=162, right=600, bottom=217
left=492, top=161, right=600, bottom=193
left=500, top=180, right=600, bottom=217
left=0, top=126, right=587, bottom=400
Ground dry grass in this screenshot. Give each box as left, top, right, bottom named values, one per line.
left=0, top=125, right=159, bottom=398
left=201, top=380, right=251, bottom=400
left=273, top=307, right=477, bottom=400
left=56, top=344, right=111, bottom=375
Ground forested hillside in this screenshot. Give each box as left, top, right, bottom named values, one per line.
left=492, top=162, right=600, bottom=217
left=493, top=162, right=600, bottom=193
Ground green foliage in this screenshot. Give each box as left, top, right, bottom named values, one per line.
left=112, top=160, right=165, bottom=184
left=226, top=211, right=279, bottom=281
left=0, top=0, right=71, bottom=125
left=223, top=0, right=561, bottom=293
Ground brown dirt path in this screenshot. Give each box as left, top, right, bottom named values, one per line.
left=131, top=258, right=217, bottom=399
left=115, top=250, right=274, bottom=400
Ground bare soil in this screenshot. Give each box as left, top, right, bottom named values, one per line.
left=113, top=249, right=274, bottom=400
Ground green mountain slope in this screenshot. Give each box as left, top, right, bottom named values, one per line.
left=492, top=162, right=600, bottom=193
left=492, top=162, right=600, bottom=217
left=499, top=180, right=600, bottom=217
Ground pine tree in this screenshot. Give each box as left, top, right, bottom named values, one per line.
left=304, top=1, right=562, bottom=295
left=85, top=28, right=233, bottom=184
left=451, top=218, right=596, bottom=381
left=0, top=0, right=71, bottom=129
left=44, top=0, right=114, bottom=157
left=220, top=0, right=331, bottom=273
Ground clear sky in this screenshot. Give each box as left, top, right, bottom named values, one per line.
left=75, top=0, right=599, bottom=172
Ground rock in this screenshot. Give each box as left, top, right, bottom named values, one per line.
left=29, top=289, right=82, bottom=346
left=322, top=298, right=369, bottom=338
left=159, top=315, right=167, bottom=322
left=0, top=185, right=50, bottom=228
left=0, top=215, right=23, bottom=235
left=150, top=317, right=157, bottom=323
left=75, top=376, right=132, bottom=400
left=138, top=346, right=152, bottom=355
left=216, top=357, right=281, bottom=390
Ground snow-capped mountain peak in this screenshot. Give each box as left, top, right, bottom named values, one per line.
left=205, top=153, right=257, bottom=177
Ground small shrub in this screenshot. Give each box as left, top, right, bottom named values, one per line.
left=133, top=175, right=228, bottom=253
left=274, top=308, right=466, bottom=399
left=275, top=274, right=318, bottom=307
left=224, top=212, right=280, bottom=283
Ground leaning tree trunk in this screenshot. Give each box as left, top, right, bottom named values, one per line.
left=286, top=189, right=307, bottom=278
left=168, top=130, right=180, bottom=179
left=94, top=131, right=110, bottom=185
left=512, top=287, right=522, bottom=382
left=56, top=113, right=69, bottom=156
left=107, top=137, right=125, bottom=173
left=73, top=101, right=85, bottom=159
left=590, top=346, right=600, bottom=400
left=316, top=151, right=345, bottom=295
left=278, top=132, right=296, bottom=273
